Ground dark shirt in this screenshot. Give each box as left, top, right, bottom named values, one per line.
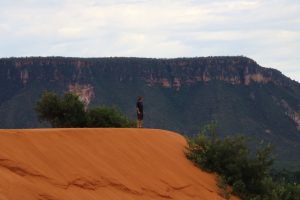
left=136, top=101, right=143, bottom=114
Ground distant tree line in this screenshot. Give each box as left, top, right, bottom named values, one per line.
left=186, top=123, right=300, bottom=200
left=35, top=91, right=135, bottom=128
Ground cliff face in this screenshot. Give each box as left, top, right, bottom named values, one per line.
left=1, top=56, right=295, bottom=90
left=0, top=56, right=300, bottom=170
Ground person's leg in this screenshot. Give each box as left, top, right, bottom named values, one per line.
left=140, top=120, right=143, bottom=128
left=137, top=120, right=140, bottom=128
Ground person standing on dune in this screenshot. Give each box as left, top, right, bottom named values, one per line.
left=136, top=96, right=144, bottom=128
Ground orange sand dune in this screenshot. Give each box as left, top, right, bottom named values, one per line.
left=0, top=128, right=238, bottom=200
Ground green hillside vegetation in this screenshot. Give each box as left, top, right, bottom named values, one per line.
left=35, top=91, right=135, bottom=128
left=186, top=123, right=300, bottom=200
left=0, top=56, right=299, bottom=170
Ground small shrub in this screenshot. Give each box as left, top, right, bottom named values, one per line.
left=232, top=180, right=246, bottom=197
left=217, top=175, right=231, bottom=200
left=87, top=106, right=135, bottom=128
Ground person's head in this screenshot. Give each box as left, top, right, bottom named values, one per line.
left=137, top=96, right=143, bottom=101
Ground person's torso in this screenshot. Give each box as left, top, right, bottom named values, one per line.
left=137, top=101, right=143, bottom=113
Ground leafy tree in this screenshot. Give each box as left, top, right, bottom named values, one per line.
left=35, top=91, right=86, bottom=127
left=35, top=91, right=62, bottom=127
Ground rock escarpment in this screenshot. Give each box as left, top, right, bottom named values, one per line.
left=1, top=56, right=296, bottom=90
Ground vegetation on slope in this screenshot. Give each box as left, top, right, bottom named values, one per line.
left=186, top=123, right=300, bottom=200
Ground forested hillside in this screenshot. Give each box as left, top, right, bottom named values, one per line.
left=0, top=56, right=299, bottom=169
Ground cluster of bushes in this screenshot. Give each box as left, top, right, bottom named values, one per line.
left=271, top=169, right=300, bottom=184
left=186, top=123, right=300, bottom=200
left=35, top=91, right=135, bottom=128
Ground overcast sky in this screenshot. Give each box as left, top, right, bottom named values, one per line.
left=0, top=0, right=299, bottom=82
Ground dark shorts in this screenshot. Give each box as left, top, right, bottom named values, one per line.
left=137, top=112, right=143, bottom=120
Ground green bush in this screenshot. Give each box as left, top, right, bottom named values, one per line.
left=35, top=91, right=134, bottom=128
left=35, top=91, right=87, bottom=127
left=186, top=123, right=300, bottom=200
left=87, top=106, right=135, bottom=128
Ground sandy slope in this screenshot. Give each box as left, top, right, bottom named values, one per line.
left=0, top=128, right=238, bottom=200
